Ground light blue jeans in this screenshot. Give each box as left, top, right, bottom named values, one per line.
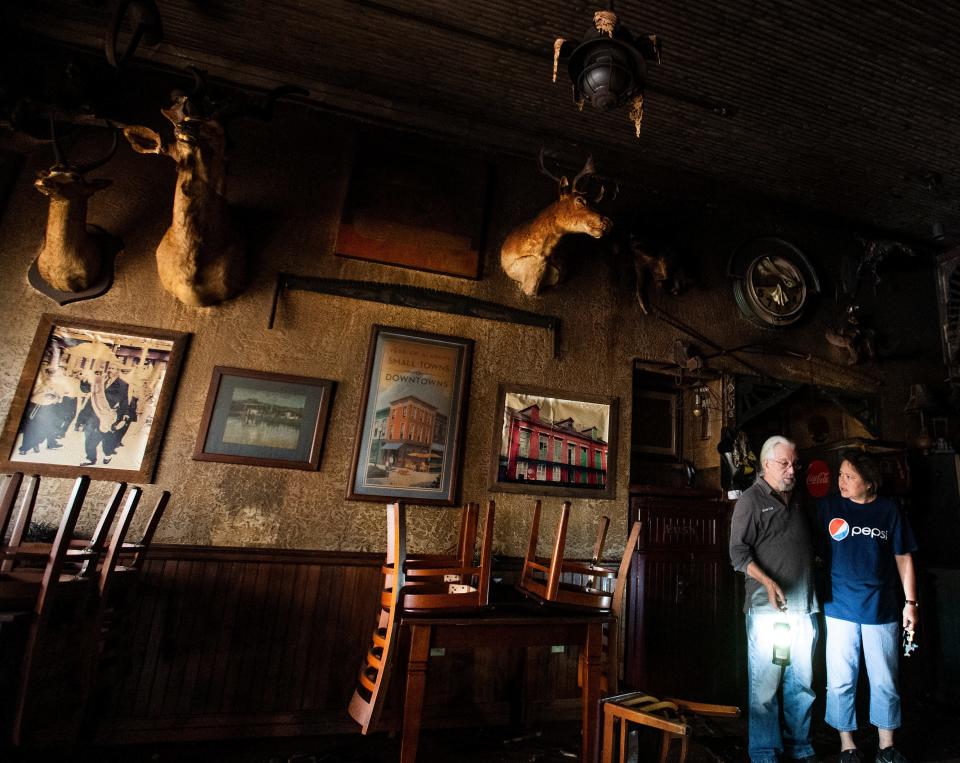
left=746, top=613, right=819, bottom=763
left=825, top=616, right=901, bottom=731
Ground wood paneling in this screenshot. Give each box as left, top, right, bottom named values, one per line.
left=624, top=488, right=741, bottom=703
left=96, top=545, right=586, bottom=744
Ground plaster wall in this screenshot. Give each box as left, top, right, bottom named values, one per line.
left=0, top=109, right=944, bottom=558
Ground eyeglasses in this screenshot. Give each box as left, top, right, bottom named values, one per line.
left=768, top=458, right=803, bottom=471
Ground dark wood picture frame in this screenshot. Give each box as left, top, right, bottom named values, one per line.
left=193, top=366, right=335, bottom=471
left=347, top=325, right=473, bottom=505
left=633, top=389, right=680, bottom=457
left=489, top=383, right=618, bottom=499
left=334, top=135, right=491, bottom=279
left=0, top=314, right=189, bottom=483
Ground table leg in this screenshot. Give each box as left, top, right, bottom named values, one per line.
left=582, top=621, right=603, bottom=763
left=400, top=623, right=432, bottom=763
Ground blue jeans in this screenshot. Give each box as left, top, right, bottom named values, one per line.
left=825, top=616, right=901, bottom=731
left=746, top=613, right=819, bottom=763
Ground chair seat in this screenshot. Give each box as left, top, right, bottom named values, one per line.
left=601, top=690, right=740, bottom=763
left=521, top=577, right=613, bottom=610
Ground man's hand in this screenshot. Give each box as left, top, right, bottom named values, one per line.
left=765, top=581, right=787, bottom=611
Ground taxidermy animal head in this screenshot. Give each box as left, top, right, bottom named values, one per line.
left=500, top=149, right=613, bottom=296
left=124, top=68, right=305, bottom=307
left=825, top=302, right=877, bottom=365
left=630, top=236, right=684, bottom=314
left=34, top=121, right=117, bottom=292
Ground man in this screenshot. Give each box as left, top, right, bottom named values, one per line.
left=76, top=364, right=133, bottom=466
left=730, top=435, right=820, bottom=763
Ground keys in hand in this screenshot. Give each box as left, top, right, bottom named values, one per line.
left=902, top=628, right=918, bottom=657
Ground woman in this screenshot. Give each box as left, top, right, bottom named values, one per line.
left=817, top=451, right=918, bottom=763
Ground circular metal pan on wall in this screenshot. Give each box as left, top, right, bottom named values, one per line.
left=729, top=237, right=821, bottom=328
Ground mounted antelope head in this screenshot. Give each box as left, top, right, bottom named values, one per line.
left=123, top=70, right=305, bottom=307
left=500, top=150, right=613, bottom=296
left=34, top=121, right=118, bottom=292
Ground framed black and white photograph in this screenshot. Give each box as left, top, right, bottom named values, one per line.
left=193, top=367, right=335, bottom=470
left=0, top=314, right=189, bottom=482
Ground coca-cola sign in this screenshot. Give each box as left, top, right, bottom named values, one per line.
left=806, top=459, right=831, bottom=498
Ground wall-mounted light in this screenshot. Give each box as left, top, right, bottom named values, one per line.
left=772, top=621, right=791, bottom=666
left=553, top=2, right=661, bottom=137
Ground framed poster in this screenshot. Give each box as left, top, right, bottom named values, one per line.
left=0, top=314, right=189, bottom=482
left=347, top=325, right=473, bottom=504
left=489, top=383, right=618, bottom=499
left=193, top=367, right=334, bottom=470
left=335, top=136, right=490, bottom=279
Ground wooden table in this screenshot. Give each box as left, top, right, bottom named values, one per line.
left=398, top=603, right=611, bottom=763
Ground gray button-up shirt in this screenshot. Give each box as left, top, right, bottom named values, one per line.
left=729, top=477, right=820, bottom=615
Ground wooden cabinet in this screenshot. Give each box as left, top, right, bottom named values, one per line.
left=623, top=486, right=741, bottom=703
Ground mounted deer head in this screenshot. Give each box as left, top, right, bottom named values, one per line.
left=500, top=150, right=613, bottom=296
left=630, top=236, right=685, bottom=315
left=34, top=120, right=117, bottom=292
left=123, top=69, right=305, bottom=307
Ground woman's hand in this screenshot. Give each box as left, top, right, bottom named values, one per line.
left=903, top=601, right=918, bottom=630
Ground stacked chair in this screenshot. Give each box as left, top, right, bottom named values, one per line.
left=0, top=472, right=169, bottom=747
left=517, top=499, right=738, bottom=761
left=348, top=499, right=495, bottom=734
left=518, top=499, right=618, bottom=611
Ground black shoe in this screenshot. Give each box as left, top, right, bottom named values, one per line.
left=81, top=459, right=97, bottom=466
left=839, top=750, right=862, bottom=763
left=103, top=456, right=112, bottom=464
left=46, top=442, right=62, bottom=449
left=876, top=747, right=907, bottom=763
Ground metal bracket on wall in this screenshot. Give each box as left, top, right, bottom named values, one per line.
left=268, top=273, right=562, bottom=358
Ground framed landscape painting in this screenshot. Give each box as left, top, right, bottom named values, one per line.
left=489, top=384, right=618, bottom=499
left=0, top=314, right=189, bottom=482
left=193, top=367, right=334, bottom=470
left=347, top=325, right=473, bottom=504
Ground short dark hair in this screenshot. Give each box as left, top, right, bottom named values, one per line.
left=839, top=450, right=882, bottom=497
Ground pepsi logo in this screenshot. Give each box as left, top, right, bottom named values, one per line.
left=829, top=518, right=849, bottom=540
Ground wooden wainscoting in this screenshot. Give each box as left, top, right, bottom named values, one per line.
left=96, top=546, right=585, bottom=744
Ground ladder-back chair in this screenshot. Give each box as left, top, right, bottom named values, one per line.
left=348, top=500, right=408, bottom=734
left=518, top=500, right=616, bottom=611
left=399, top=500, right=495, bottom=611
left=601, top=691, right=740, bottom=763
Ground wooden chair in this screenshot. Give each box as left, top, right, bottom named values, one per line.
left=405, top=500, right=479, bottom=574
left=348, top=500, right=408, bottom=734
left=0, top=476, right=97, bottom=745
left=0, top=473, right=25, bottom=546
left=399, top=500, right=495, bottom=612
left=0, top=475, right=39, bottom=577
left=348, top=500, right=496, bottom=735
left=518, top=500, right=616, bottom=611
left=601, top=690, right=740, bottom=763
left=575, top=519, right=643, bottom=696
left=0, top=481, right=168, bottom=746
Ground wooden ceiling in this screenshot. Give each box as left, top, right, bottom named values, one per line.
left=7, top=1, right=960, bottom=243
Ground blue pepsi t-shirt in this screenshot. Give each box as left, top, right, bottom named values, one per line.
left=816, top=494, right=917, bottom=624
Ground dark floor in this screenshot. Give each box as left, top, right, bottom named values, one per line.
left=7, top=693, right=960, bottom=763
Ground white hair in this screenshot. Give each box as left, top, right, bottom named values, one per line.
left=758, top=435, right=796, bottom=477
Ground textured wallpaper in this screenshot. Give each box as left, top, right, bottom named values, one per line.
left=0, top=111, right=941, bottom=559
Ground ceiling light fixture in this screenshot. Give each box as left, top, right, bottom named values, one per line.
left=553, top=1, right=661, bottom=138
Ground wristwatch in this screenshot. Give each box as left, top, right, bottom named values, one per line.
left=905, top=599, right=919, bottom=606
